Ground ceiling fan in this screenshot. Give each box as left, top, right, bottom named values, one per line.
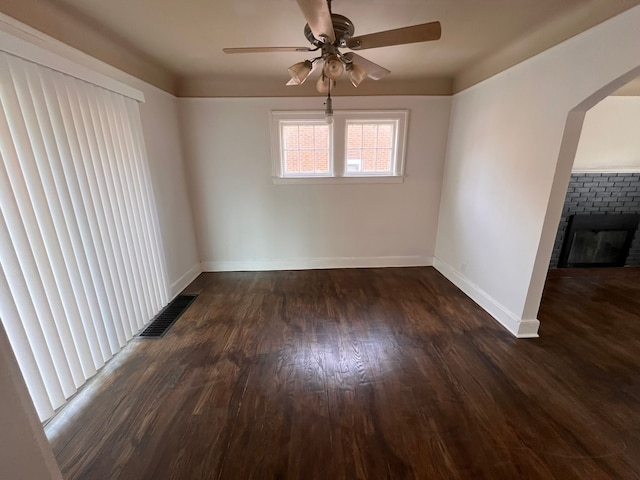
left=223, top=0, right=441, bottom=121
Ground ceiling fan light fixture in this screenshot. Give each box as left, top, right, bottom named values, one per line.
left=346, top=62, right=367, bottom=87
left=288, top=60, right=313, bottom=84
left=323, top=54, right=344, bottom=80
left=316, top=74, right=335, bottom=94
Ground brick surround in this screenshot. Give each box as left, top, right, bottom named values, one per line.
left=549, top=172, right=640, bottom=268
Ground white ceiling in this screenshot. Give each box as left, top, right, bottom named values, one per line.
left=2, top=0, right=640, bottom=96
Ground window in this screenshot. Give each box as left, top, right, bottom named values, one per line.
left=281, top=122, right=331, bottom=176
left=346, top=121, right=396, bottom=176
left=271, top=110, right=408, bottom=183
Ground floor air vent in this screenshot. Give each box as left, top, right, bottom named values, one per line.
left=139, top=294, right=197, bottom=338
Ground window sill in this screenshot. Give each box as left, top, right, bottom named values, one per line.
left=272, top=176, right=405, bottom=185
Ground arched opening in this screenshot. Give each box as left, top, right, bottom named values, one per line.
left=524, top=65, right=640, bottom=328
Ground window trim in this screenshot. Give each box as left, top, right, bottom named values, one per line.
left=270, top=110, right=409, bottom=184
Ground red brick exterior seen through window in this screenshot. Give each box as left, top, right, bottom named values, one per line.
left=282, top=124, right=330, bottom=175
left=346, top=122, right=394, bottom=173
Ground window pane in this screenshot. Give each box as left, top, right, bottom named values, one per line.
left=377, top=124, right=393, bottom=148
left=315, top=126, right=330, bottom=149
left=281, top=123, right=330, bottom=176
left=376, top=149, right=392, bottom=172
left=363, top=149, right=376, bottom=170
left=362, top=124, right=378, bottom=148
left=284, top=150, right=300, bottom=173
left=299, top=125, right=314, bottom=148
left=300, top=150, right=315, bottom=172
left=315, top=150, right=330, bottom=172
left=282, top=126, right=299, bottom=149
left=347, top=124, right=362, bottom=148
left=345, top=121, right=396, bottom=175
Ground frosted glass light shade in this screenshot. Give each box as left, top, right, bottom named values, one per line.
left=316, top=74, right=336, bottom=93
left=288, top=60, right=313, bottom=84
left=347, top=62, right=368, bottom=87
left=323, top=55, right=344, bottom=80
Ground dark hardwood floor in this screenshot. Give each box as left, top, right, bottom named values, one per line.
left=47, top=267, right=640, bottom=479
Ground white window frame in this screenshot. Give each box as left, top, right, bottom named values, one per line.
left=270, top=110, right=408, bottom=184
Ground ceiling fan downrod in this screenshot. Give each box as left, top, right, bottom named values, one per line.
left=324, top=80, right=333, bottom=124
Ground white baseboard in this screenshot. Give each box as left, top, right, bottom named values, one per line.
left=433, top=257, right=540, bottom=338
left=169, top=263, right=202, bottom=298
left=201, top=255, right=433, bottom=273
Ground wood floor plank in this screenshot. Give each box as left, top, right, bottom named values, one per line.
left=46, top=267, right=640, bottom=479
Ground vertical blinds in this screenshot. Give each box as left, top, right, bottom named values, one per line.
left=0, top=51, right=169, bottom=421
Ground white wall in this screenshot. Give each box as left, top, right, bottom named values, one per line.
left=179, top=96, right=451, bottom=271
left=0, top=322, right=63, bottom=480
left=136, top=84, right=201, bottom=295
left=573, top=95, right=640, bottom=171
left=435, top=5, right=640, bottom=337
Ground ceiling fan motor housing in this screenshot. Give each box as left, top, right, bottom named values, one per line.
left=304, top=13, right=354, bottom=47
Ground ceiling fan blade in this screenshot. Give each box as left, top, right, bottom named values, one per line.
left=296, top=0, right=335, bottom=43
left=223, top=47, right=315, bottom=54
left=346, top=21, right=441, bottom=50
left=348, top=53, right=390, bottom=81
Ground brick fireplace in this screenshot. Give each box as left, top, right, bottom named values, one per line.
left=550, top=172, right=640, bottom=268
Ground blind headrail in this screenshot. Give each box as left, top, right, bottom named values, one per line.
left=0, top=14, right=145, bottom=103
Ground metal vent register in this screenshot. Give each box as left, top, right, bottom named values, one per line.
left=138, top=294, right=197, bottom=338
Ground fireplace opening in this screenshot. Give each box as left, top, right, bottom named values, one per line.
left=558, top=214, right=640, bottom=268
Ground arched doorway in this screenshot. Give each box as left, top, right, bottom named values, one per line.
left=524, top=66, right=640, bottom=327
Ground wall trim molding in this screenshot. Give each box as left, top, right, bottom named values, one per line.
left=201, top=256, right=433, bottom=272
left=433, top=257, right=540, bottom=338
left=169, top=263, right=202, bottom=298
